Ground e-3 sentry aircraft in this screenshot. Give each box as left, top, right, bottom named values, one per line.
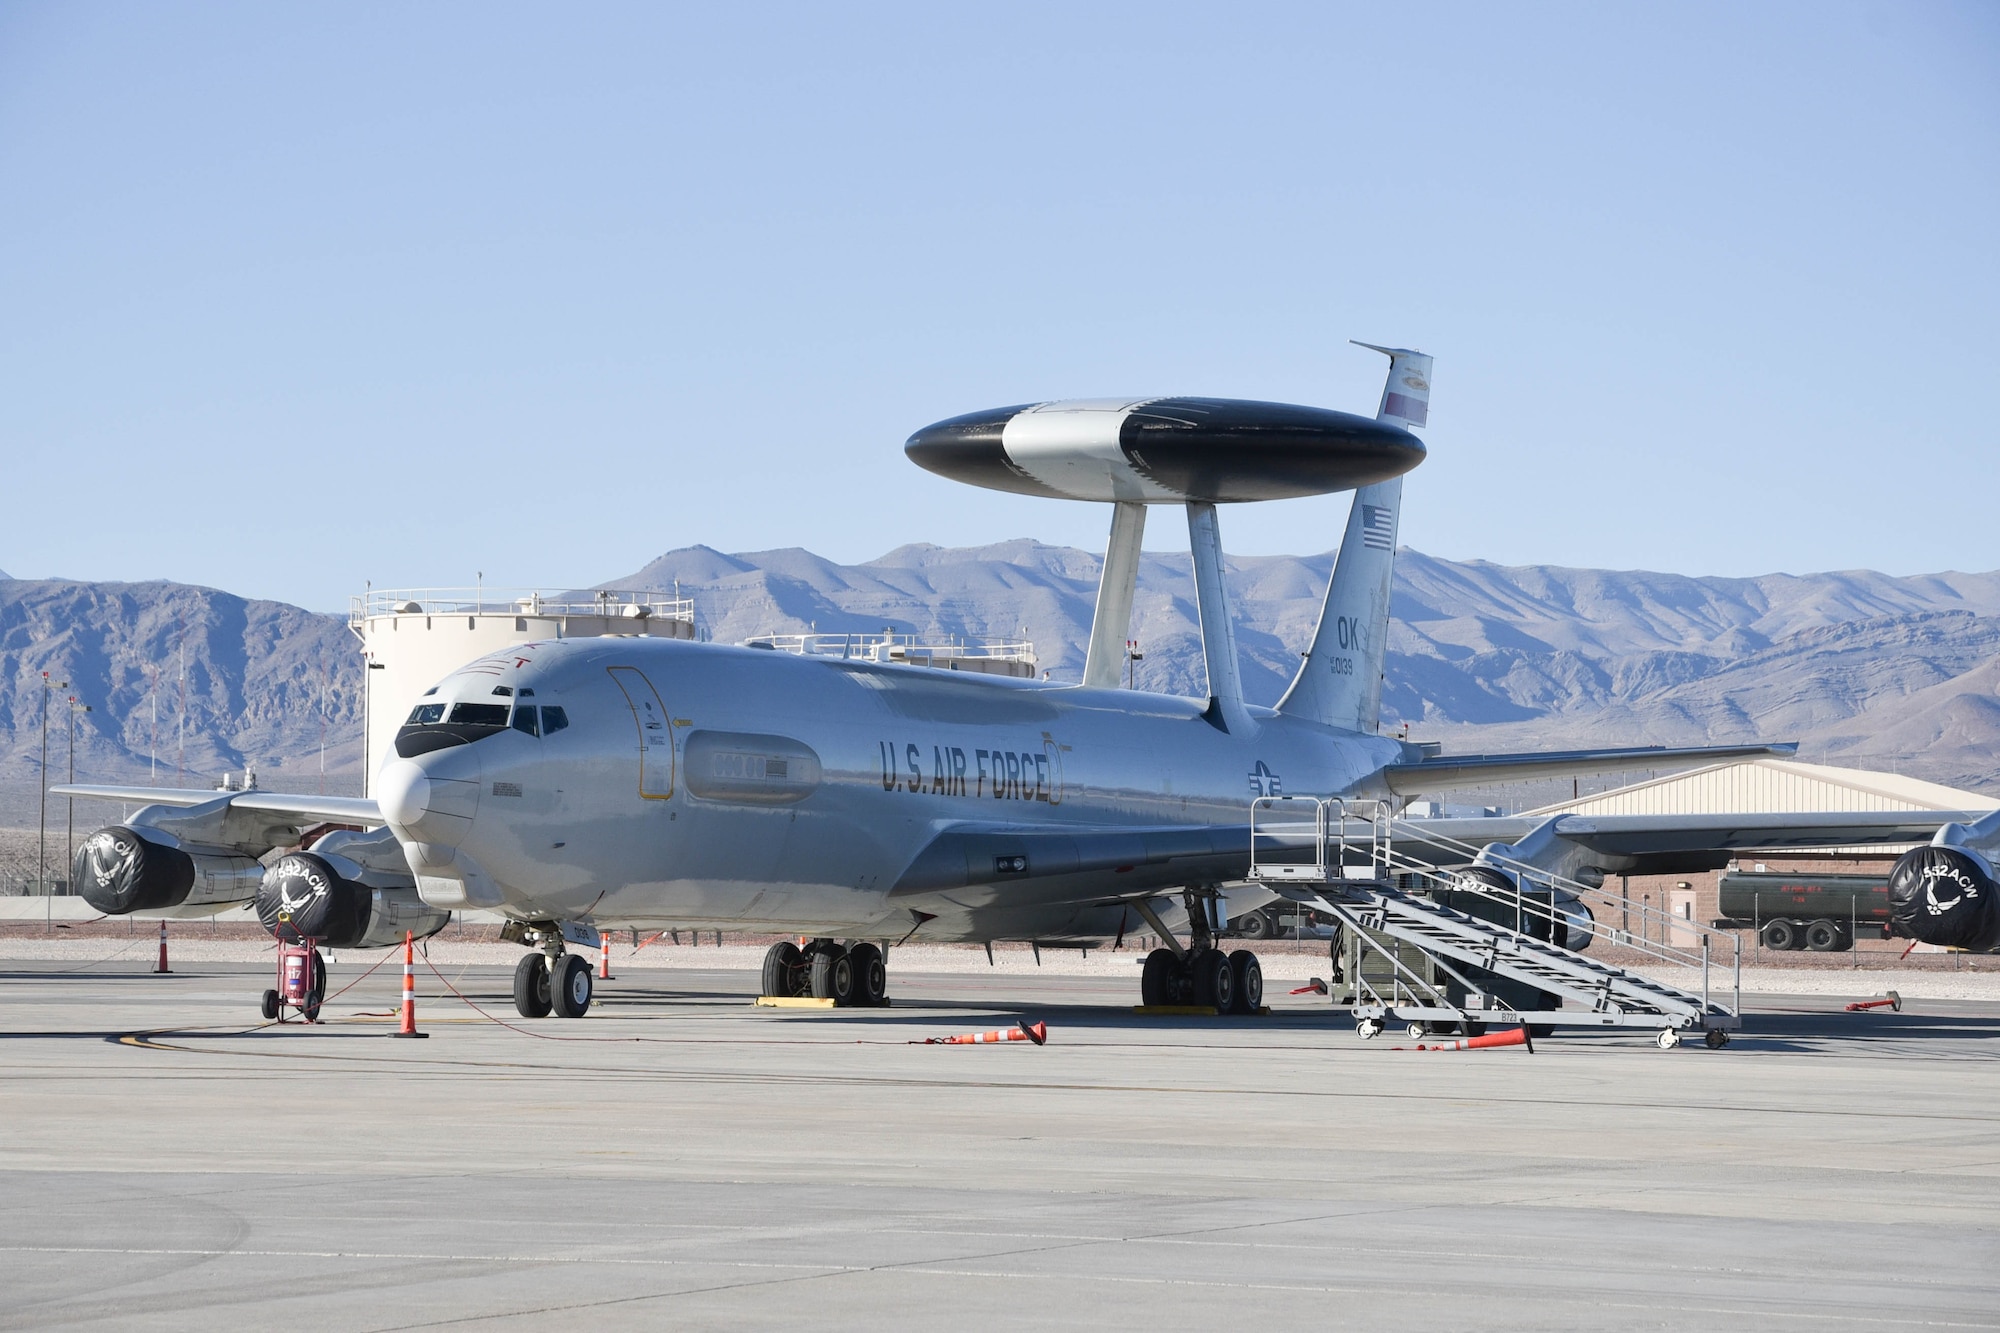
left=59, top=345, right=2000, bottom=1020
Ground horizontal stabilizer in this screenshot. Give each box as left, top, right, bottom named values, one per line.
left=1383, top=743, right=1797, bottom=796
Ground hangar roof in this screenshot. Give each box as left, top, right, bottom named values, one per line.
left=1525, top=759, right=1996, bottom=853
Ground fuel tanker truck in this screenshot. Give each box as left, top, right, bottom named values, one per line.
left=1714, top=869, right=1891, bottom=952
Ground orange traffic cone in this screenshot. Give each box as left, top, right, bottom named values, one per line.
left=153, top=919, right=171, bottom=974
left=391, top=931, right=427, bottom=1039
left=599, top=934, right=614, bottom=981
left=917, top=1020, right=1047, bottom=1046
left=1394, top=1026, right=1532, bottom=1053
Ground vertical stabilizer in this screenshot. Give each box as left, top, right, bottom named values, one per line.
left=1276, top=344, right=1431, bottom=732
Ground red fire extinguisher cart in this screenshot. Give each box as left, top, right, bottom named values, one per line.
left=262, top=916, right=325, bottom=1023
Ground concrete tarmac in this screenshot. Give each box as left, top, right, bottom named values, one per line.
left=2, top=956, right=1997, bottom=1330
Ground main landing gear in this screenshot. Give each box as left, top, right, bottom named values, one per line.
left=1140, top=946, right=1263, bottom=1014
left=760, top=939, right=889, bottom=1007
left=1135, top=888, right=1264, bottom=1015
left=509, top=925, right=595, bottom=1019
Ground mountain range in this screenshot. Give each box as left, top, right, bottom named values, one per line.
left=2, top=544, right=1996, bottom=829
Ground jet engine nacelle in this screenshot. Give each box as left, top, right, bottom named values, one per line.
left=1887, top=845, right=1999, bottom=952
left=1445, top=865, right=1594, bottom=952
left=255, top=850, right=450, bottom=949
left=72, top=826, right=263, bottom=916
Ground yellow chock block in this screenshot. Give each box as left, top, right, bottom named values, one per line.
left=1131, top=1005, right=1271, bottom=1016
left=755, top=996, right=838, bottom=1009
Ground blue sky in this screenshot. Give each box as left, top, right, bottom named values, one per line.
left=1, top=2, right=1995, bottom=610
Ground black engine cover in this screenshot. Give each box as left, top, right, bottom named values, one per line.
left=1888, top=846, right=1999, bottom=951
left=256, top=852, right=369, bottom=946
left=73, top=828, right=194, bottom=914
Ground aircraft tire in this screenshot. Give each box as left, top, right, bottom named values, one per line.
left=1195, top=949, right=1233, bottom=1014
left=761, top=941, right=805, bottom=998
left=1227, top=949, right=1262, bottom=1014
left=301, top=951, right=325, bottom=1023
left=513, top=954, right=553, bottom=1018
left=810, top=947, right=856, bottom=1006
left=1140, top=948, right=1176, bottom=1007
left=1760, top=919, right=1799, bottom=952
left=849, top=942, right=888, bottom=1006
left=551, top=954, right=593, bottom=1018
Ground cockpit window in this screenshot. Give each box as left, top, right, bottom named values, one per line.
left=541, top=705, right=569, bottom=735
left=394, top=701, right=514, bottom=758
left=511, top=706, right=540, bottom=738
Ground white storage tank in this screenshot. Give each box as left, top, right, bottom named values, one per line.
left=349, top=588, right=695, bottom=794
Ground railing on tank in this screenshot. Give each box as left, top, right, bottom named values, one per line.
left=741, top=632, right=1037, bottom=672
left=350, top=588, right=696, bottom=626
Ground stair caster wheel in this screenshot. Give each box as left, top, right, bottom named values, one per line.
left=1704, top=1028, right=1730, bottom=1049
left=1355, top=1018, right=1383, bottom=1040
left=1656, top=1027, right=1681, bottom=1050
left=1405, top=1022, right=1427, bottom=1039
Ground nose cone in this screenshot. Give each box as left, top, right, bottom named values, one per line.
left=376, top=760, right=432, bottom=828
left=376, top=756, right=481, bottom=851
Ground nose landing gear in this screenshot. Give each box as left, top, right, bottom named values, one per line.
left=506, top=921, right=596, bottom=1019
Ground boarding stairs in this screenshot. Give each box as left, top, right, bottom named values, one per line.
left=1249, top=798, right=1740, bottom=1048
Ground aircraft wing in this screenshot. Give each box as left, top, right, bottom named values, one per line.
left=49, top=784, right=382, bottom=826
left=891, top=805, right=1983, bottom=907
left=1393, top=809, right=1984, bottom=876
left=1383, top=742, right=1797, bottom=796
left=891, top=820, right=1250, bottom=899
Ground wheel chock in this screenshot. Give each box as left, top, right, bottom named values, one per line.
left=1844, top=990, right=1902, bottom=1013
left=1391, top=1025, right=1533, bottom=1053
left=1289, top=978, right=1328, bottom=995
left=1132, top=1005, right=1271, bottom=1016
left=915, top=1020, right=1047, bottom=1045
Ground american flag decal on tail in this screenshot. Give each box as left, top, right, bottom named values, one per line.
left=1360, top=503, right=1395, bottom=551
left=1382, top=391, right=1428, bottom=426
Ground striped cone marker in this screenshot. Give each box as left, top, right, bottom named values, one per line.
left=1393, top=1026, right=1532, bottom=1053
left=917, top=1020, right=1047, bottom=1046
left=391, top=931, right=428, bottom=1039
left=153, top=919, right=171, bottom=974
left=1844, top=990, right=1901, bottom=1013
left=599, top=934, right=614, bottom=981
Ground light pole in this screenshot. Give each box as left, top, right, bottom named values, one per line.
left=66, top=697, right=91, bottom=892
left=37, top=673, right=67, bottom=898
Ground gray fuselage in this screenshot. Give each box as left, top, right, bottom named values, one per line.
left=377, top=636, right=1403, bottom=943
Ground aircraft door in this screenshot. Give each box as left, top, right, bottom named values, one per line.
left=1041, top=732, right=1067, bottom=807
left=607, top=666, right=675, bottom=799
